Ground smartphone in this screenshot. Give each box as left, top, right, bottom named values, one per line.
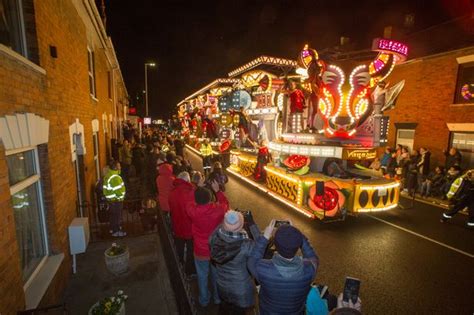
left=343, top=277, right=360, bottom=304
left=275, top=220, right=290, bottom=228
left=236, top=209, right=251, bottom=216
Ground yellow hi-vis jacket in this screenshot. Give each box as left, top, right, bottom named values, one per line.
left=446, top=175, right=466, bottom=200
left=102, top=169, right=126, bottom=202
left=200, top=143, right=213, bottom=157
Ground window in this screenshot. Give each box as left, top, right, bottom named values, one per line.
left=107, top=71, right=112, bottom=99
left=0, top=0, right=28, bottom=57
left=396, top=129, right=415, bottom=152
left=454, top=62, right=474, bottom=104
left=6, top=148, right=48, bottom=283
left=87, top=48, right=96, bottom=97
left=450, top=132, right=474, bottom=169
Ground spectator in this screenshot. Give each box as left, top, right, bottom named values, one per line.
left=444, top=147, right=462, bottom=170
left=156, top=159, right=175, bottom=213
left=386, top=152, right=398, bottom=178
left=395, top=144, right=404, bottom=165
left=146, top=146, right=160, bottom=194
left=187, top=182, right=229, bottom=307
left=420, top=166, right=445, bottom=198
left=200, top=139, right=213, bottom=176
left=169, top=172, right=196, bottom=277
left=369, top=157, right=381, bottom=171
left=132, top=142, right=146, bottom=178
left=191, top=171, right=206, bottom=188
left=417, top=147, right=431, bottom=192
left=380, top=147, right=392, bottom=170
left=441, top=165, right=462, bottom=199
left=174, top=137, right=185, bottom=157
left=248, top=220, right=318, bottom=315
left=405, top=151, right=419, bottom=195
left=207, top=161, right=229, bottom=192
left=119, top=139, right=132, bottom=184
left=210, top=210, right=260, bottom=314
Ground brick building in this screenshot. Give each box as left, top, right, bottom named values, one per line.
left=0, top=0, right=128, bottom=313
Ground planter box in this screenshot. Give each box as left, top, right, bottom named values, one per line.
left=88, top=302, right=125, bottom=315
left=104, top=248, right=129, bottom=275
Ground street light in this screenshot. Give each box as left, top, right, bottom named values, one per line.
left=144, top=62, right=156, bottom=117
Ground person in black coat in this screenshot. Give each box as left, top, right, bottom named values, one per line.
left=444, top=147, right=462, bottom=170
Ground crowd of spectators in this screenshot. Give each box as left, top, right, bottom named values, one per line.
left=111, top=123, right=363, bottom=314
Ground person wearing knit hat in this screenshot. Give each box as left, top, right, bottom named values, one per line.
left=248, top=219, right=319, bottom=315
left=274, top=225, right=303, bottom=259
left=222, top=210, right=244, bottom=232
left=177, top=171, right=191, bottom=183
left=210, top=210, right=261, bottom=313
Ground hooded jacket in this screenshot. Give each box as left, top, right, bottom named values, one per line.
left=156, top=163, right=175, bottom=211
left=209, top=224, right=260, bottom=308
left=169, top=178, right=194, bottom=239
left=248, top=235, right=318, bottom=315
left=186, top=191, right=229, bottom=258
left=102, top=169, right=126, bottom=202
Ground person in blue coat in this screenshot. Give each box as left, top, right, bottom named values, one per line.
left=248, top=220, right=319, bottom=315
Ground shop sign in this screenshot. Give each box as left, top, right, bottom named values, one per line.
left=342, top=148, right=377, bottom=160
left=143, top=117, right=152, bottom=125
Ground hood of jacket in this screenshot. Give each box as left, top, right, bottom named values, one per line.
left=173, top=178, right=193, bottom=189
left=272, top=253, right=304, bottom=278
left=159, top=163, right=173, bottom=176
left=210, top=227, right=244, bottom=264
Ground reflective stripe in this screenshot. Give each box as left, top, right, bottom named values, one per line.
left=467, top=222, right=474, bottom=226
left=443, top=213, right=452, bottom=219
left=111, top=183, right=124, bottom=191
left=105, top=194, right=116, bottom=199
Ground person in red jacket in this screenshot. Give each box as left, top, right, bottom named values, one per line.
left=168, top=171, right=196, bottom=276
left=156, top=162, right=175, bottom=213
left=187, top=181, right=229, bottom=307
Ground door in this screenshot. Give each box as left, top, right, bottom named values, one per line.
left=73, top=133, right=86, bottom=216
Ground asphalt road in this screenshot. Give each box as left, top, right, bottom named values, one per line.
left=186, top=149, right=474, bottom=314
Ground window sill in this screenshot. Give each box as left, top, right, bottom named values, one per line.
left=450, top=103, right=474, bottom=107
left=0, top=44, right=46, bottom=75
left=24, top=253, right=65, bottom=309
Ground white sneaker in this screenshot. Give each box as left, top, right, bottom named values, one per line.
left=112, top=231, right=127, bottom=237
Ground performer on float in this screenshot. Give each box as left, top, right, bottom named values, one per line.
left=249, top=138, right=272, bottom=182
left=307, top=60, right=325, bottom=131
left=284, top=80, right=306, bottom=133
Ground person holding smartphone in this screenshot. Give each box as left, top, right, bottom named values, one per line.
left=247, top=219, right=319, bottom=315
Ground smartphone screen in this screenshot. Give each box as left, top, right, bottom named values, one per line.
left=275, top=220, right=290, bottom=228
left=343, top=277, right=360, bottom=304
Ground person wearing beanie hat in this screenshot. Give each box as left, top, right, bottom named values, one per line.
left=248, top=219, right=319, bottom=315
left=210, top=210, right=260, bottom=313
left=187, top=180, right=229, bottom=307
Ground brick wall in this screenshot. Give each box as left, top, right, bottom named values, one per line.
left=386, top=46, right=474, bottom=168
left=0, top=0, right=126, bottom=313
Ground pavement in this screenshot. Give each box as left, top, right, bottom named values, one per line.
left=186, top=148, right=474, bottom=314
left=63, top=233, right=178, bottom=314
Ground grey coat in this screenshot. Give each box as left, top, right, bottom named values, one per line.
left=209, top=223, right=260, bottom=308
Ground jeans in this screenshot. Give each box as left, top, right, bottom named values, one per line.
left=174, top=237, right=196, bottom=276
left=420, top=181, right=432, bottom=196
left=109, top=201, right=123, bottom=233
left=194, top=257, right=220, bottom=306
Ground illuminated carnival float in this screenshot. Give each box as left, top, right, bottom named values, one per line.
left=226, top=38, right=408, bottom=220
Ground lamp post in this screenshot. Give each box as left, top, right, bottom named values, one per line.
left=144, top=62, right=156, bottom=117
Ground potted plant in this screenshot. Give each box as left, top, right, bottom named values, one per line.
left=89, top=290, right=128, bottom=315
left=104, top=243, right=129, bottom=275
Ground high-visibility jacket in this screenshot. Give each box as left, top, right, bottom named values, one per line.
left=200, top=143, right=213, bottom=157
left=447, top=175, right=466, bottom=200
left=102, top=169, right=126, bottom=202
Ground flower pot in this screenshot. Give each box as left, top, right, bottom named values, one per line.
left=88, top=301, right=125, bottom=315
left=104, top=248, right=129, bottom=275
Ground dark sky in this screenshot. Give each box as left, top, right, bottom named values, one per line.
left=106, top=0, right=470, bottom=118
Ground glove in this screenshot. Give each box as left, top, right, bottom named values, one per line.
left=263, top=219, right=276, bottom=240
left=245, top=211, right=255, bottom=226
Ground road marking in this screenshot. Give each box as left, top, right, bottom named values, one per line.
left=365, top=214, right=474, bottom=259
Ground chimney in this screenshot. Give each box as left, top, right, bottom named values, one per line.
left=340, top=36, right=350, bottom=46
left=383, top=26, right=393, bottom=38
left=404, top=13, right=415, bottom=28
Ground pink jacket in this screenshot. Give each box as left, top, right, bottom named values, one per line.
left=186, top=191, right=229, bottom=258
left=156, top=163, right=175, bottom=212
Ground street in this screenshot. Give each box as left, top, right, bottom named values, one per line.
left=186, top=149, right=474, bottom=314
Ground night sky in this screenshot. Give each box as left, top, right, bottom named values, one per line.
left=106, top=0, right=470, bottom=118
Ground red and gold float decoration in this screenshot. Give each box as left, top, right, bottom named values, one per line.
left=283, top=154, right=310, bottom=171
left=308, top=181, right=346, bottom=217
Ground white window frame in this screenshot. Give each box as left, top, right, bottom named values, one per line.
left=396, top=128, right=415, bottom=152
left=6, top=146, right=50, bottom=288
left=93, top=131, right=100, bottom=180
left=87, top=47, right=97, bottom=99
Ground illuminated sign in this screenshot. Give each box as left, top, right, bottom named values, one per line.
left=128, top=107, right=137, bottom=115
left=372, top=38, right=408, bottom=59
left=143, top=117, right=152, bottom=125
left=342, top=148, right=377, bottom=160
